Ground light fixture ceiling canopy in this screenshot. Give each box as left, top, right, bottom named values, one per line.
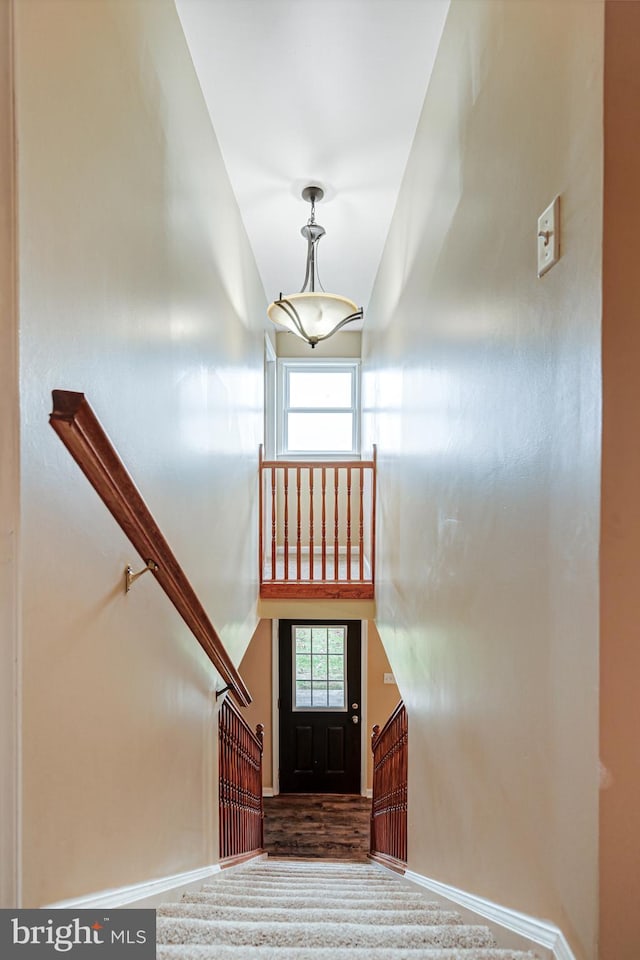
left=267, top=185, right=363, bottom=348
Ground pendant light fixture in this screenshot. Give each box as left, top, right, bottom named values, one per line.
left=267, top=185, right=363, bottom=348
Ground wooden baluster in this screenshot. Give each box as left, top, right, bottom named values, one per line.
left=309, top=467, right=314, bottom=580
left=270, top=466, right=277, bottom=582
left=222, top=702, right=229, bottom=859
left=237, top=715, right=241, bottom=857
left=321, top=467, right=327, bottom=581
left=334, top=467, right=339, bottom=580
left=225, top=711, right=230, bottom=858
left=219, top=706, right=225, bottom=858
left=227, top=709, right=232, bottom=857
left=371, top=445, right=377, bottom=589
left=227, top=710, right=232, bottom=859
left=371, top=724, right=380, bottom=855
left=256, top=723, right=265, bottom=850
left=346, top=466, right=352, bottom=581
left=283, top=468, right=289, bottom=582
left=359, top=465, right=364, bottom=581
left=232, top=709, right=237, bottom=856
left=296, top=466, right=302, bottom=581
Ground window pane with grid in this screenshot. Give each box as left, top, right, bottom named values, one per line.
left=294, top=625, right=346, bottom=710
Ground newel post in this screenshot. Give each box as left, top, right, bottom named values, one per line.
left=256, top=722, right=265, bottom=850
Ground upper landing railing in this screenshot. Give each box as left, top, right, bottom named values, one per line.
left=259, top=445, right=376, bottom=600
left=49, top=390, right=251, bottom=706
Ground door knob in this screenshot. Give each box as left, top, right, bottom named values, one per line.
left=351, top=715, right=359, bottom=724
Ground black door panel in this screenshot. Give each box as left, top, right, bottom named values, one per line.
left=279, top=619, right=361, bottom=794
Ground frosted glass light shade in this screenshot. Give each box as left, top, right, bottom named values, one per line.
left=267, top=292, right=361, bottom=345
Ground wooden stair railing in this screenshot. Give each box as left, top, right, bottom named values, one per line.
left=259, top=444, right=376, bottom=599
left=218, top=695, right=264, bottom=864
left=370, top=700, right=407, bottom=870
left=49, top=390, right=251, bottom=706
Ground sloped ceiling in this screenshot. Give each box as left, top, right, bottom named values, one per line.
left=175, top=0, right=450, bottom=325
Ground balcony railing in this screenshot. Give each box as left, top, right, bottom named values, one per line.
left=259, top=446, right=376, bottom=600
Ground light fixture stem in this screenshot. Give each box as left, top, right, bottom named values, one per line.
left=309, top=238, right=316, bottom=292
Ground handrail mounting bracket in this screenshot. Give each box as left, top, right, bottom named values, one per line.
left=125, top=559, right=159, bottom=593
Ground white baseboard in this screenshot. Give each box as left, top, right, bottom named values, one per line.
left=363, top=788, right=373, bottom=798
left=263, top=787, right=275, bottom=797
left=43, top=863, right=224, bottom=911
left=404, top=869, right=575, bottom=960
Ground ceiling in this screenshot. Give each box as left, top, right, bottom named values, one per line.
left=175, top=0, right=450, bottom=325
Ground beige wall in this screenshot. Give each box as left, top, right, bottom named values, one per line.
left=14, top=0, right=265, bottom=907
left=276, top=330, right=361, bottom=359
left=363, top=3, right=602, bottom=959
left=258, top=597, right=375, bottom=621
left=366, top=621, right=399, bottom=790
left=239, top=620, right=273, bottom=790
left=600, top=3, right=640, bottom=957
left=0, top=0, right=19, bottom=909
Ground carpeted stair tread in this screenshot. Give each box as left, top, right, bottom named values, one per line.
left=244, top=866, right=382, bottom=876
left=157, top=917, right=497, bottom=949
left=159, top=903, right=464, bottom=926
left=205, top=880, right=421, bottom=896
left=244, top=872, right=384, bottom=883
left=242, top=856, right=376, bottom=873
left=157, top=949, right=538, bottom=960
left=156, top=859, right=540, bottom=958
left=182, top=892, right=443, bottom=911
left=217, top=876, right=402, bottom=888
left=199, top=883, right=424, bottom=901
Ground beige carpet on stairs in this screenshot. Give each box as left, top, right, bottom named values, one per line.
left=156, top=858, right=541, bottom=960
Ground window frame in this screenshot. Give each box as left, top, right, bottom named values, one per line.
left=276, top=358, right=361, bottom=460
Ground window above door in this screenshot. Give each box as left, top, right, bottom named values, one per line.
left=277, top=359, right=360, bottom=459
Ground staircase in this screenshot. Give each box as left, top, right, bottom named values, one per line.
left=156, top=858, right=540, bottom=959
left=263, top=794, right=370, bottom=859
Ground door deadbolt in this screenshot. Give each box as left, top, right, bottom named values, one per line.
left=352, top=703, right=359, bottom=710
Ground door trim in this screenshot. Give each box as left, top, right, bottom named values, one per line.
left=270, top=618, right=368, bottom=797
left=271, top=618, right=279, bottom=795
left=360, top=620, right=368, bottom=797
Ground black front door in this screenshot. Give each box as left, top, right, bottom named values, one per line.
left=279, top=619, right=361, bottom=794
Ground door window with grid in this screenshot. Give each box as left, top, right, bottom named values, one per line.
left=292, top=625, right=347, bottom=711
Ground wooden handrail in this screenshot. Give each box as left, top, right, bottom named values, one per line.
left=49, top=390, right=251, bottom=706
left=370, top=699, right=407, bottom=868
left=261, top=456, right=376, bottom=470
left=219, top=695, right=264, bottom=863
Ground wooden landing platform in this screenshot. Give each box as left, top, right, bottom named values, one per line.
left=263, top=793, right=371, bottom=860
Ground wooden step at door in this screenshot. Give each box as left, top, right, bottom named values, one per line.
left=263, top=793, right=371, bottom=859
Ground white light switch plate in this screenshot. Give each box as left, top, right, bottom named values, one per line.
left=537, top=195, right=560, bottom=277
left=383, top=672, right=396, bottom=685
